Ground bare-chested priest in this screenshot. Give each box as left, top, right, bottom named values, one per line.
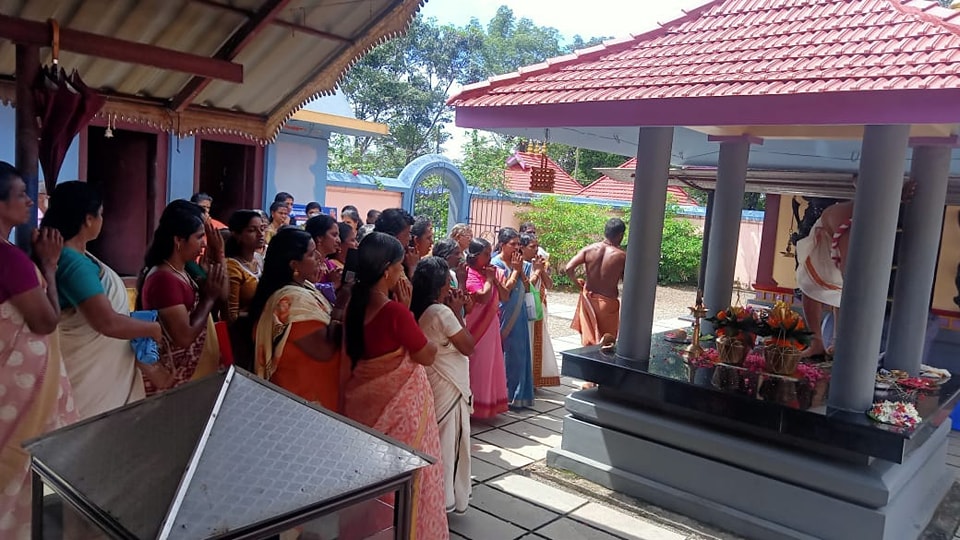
left=565, top=218, right=627, bottom=346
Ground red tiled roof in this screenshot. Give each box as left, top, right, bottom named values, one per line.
left=577, top=158, right=699, bottom=206
left=505, top=152, right=586, bottom=195
left=450, top=0, right=960, bottom=108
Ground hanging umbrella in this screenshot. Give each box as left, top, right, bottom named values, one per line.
left=32, top=20, right=105, bottom=192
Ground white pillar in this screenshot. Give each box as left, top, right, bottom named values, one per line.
left=828, top=125, right=911, bottom=413
left=703, top=138, right=751, bottom=334
left=617, top=127, right=674, bottom=361
left=884, top=144, right=952, bottom=373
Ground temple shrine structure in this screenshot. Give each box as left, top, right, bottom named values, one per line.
left=449, top=1, right=960, bottom=538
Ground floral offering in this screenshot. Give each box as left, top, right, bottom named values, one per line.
left=706, top=305, right=758, bottom=343
left=867, top=401, right=921, bottom=429
left=744, top=352, right=766, bottom=373
left=758, top=302, right=813, bottom=350
left=688, top=347, right=719, bottom=369
left=796, top=363, right=826, bottom=388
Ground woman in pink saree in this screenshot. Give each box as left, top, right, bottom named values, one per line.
left=464, top=238, right=509, bottom=418
left=0, top=162, right=78, bottom=540
left=342, top=232, right=448, bottom=539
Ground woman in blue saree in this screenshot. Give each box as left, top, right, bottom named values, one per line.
left=491, top=227, right=535, bottom=409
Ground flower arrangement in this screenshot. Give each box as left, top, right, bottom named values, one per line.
left=757, top=302, right=813, bottom=349
left=796, top=363, right=826, bottom=388
left=867, top=401, right=921, bottom=429
left=706, top=305, right=759, bottom=343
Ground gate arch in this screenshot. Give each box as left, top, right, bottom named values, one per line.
left=399, top=154, right=470, bottom=232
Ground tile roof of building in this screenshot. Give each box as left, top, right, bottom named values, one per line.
left=577, top=158, right=699, bottom=206
left=449, top=0, right=960, bottom=110
left=505, top=151, right=587, bottom=195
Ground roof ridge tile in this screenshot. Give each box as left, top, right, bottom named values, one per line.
left=451, top=0, right=960, bottom=109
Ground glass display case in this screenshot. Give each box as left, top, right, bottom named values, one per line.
left=25, top=368, right=430, bottom=539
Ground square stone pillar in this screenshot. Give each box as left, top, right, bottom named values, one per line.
left=702, top=136, right=753, bottom=334
left=828, top=125, right=911, bottom=413
left=617, top=127, right=674, bottom=361
left=884, top=143, right=953, bottom=373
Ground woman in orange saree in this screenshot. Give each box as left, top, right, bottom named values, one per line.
left=0, top=163, right=78, bottom=540
left=342, top=232, right=448, bottom=540
left=250, top=227, right=345, bottom=412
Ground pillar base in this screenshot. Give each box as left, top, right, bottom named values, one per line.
left=548, top=391, right=953, bottom=540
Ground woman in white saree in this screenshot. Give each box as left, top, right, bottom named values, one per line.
left=520, top=233, right=560, bottom=388
left=412, top=256, right=475, bottom=514
left=42, top=181, right=167, bottom=419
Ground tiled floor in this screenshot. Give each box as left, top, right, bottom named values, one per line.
left=455, top=380, right=695, bottom=540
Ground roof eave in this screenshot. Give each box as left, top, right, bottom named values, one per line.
left=454, top=89, right=960, bottom=132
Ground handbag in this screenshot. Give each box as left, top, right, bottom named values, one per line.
left=525, top=287, right=544, bottom=321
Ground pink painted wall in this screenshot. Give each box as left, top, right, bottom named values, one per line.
left=470, top=196, right=761, bottom=285
left=682, top=216, right=761, bottom=287
left=325, top=187, right=402, bottom=220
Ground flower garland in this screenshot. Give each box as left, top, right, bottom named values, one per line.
left=868, top=401, right=921, bottom=429
left=796, top=363, right=826, bottom=388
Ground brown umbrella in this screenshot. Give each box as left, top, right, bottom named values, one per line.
left=33, top=63, right=105, bottom=192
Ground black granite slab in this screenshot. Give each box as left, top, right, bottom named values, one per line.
left=561, top=345, right=960, bottom=464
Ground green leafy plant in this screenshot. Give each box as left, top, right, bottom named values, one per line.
left=621, top=202, right=702, bottom=285
left=413, top=174, right=451, bottom=228
left=657, top=204, right=702, bottom=285
left=518, top=198, right=703, bottom=288
left=516, top=196, right=611, bottom=288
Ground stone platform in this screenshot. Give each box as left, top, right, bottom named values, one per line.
left=549, top=345, right=960, bottom=540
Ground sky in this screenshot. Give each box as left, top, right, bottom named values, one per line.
left=421, top=0, right=710, bottom=45
left=419, top=0, right=709, bottom=158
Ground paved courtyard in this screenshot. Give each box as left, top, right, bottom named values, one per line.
left=452, top=299, right=960, bottom=540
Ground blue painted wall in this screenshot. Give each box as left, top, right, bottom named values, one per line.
left=0, top=103, right=80, bottom=185
left=265, top=132, right=329, bottom=208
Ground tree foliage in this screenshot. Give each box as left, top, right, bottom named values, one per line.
left=458, top=130, right=510, bottom=192
left=516, top=196, right=612, bottom=288
left=337, top=16, right=486, bottom=176
left=336, top=8, right=622, bottom=182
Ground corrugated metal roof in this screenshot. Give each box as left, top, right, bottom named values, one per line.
left=448, top=0, right=960, bottom=108
left=0, top=0, right=423, bottom=142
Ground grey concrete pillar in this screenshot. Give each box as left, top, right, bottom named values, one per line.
left=828, top=125, right=911, bottom=413
left=617, top=127, right=674, bottom=361
left=884, top=144, right=952, bottom=373
left=702, top=139, right=750, bottom=335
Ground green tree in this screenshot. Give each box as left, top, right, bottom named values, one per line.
left=516, top=196, right=612, bottom=287
left=337, top=9, right=625, bottom=180
left=458, top=130, right=511, bottom=191
left=413, top=175, right=450, bottom=228
left=339, top=16, right=485, bottom=176
left=474, top=6, right=565, bottom=75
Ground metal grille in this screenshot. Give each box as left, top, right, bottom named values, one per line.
left=469, top=192, right=508, bottom=244
left=413, top=175, right=450, bottom=230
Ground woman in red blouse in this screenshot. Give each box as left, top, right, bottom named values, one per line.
left=341, top=232, right=448, bottom=539
left=137, top=200, right=226, bottom=395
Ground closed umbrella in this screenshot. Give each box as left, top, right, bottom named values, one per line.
left=33, top=63, right=105, bottom=192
